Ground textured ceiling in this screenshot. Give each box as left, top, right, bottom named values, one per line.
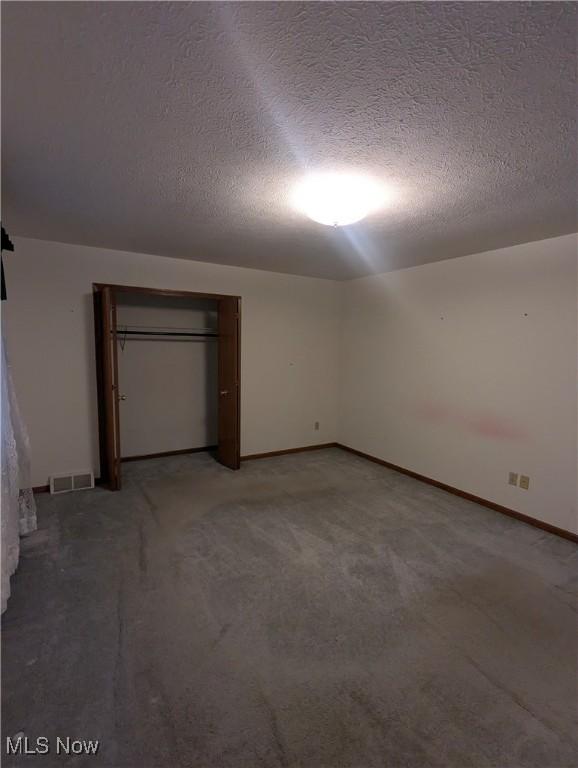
left=2, top=2, right=576, bottom=280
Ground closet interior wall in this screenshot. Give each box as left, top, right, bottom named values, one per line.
left=115, top=292, right=218, bottom=459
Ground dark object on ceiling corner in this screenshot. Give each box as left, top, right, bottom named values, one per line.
left=1, top=225, right=13, bottom=301
left=1, top=226, right=14, bottom=252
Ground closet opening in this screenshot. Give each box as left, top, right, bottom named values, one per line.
left=93, top=284, right=240, bottom=490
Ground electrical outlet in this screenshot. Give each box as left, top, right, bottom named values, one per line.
left=314, top=421, right=320, bottom=431
left=519, top=475, right=530, bottom=490
left=508, top=472, right=518, bottom=486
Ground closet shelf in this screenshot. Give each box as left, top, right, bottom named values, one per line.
left=115, top=326, right=218, bottom=339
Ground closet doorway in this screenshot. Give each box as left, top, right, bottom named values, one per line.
left=93, top=284, right=240, bottom=490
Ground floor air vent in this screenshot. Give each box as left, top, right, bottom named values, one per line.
left=49, top=472, right=95, bottom=494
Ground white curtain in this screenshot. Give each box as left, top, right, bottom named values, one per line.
left=1, top=328, right=37, bottom=613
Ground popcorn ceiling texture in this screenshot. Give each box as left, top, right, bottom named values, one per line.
left=2, top=2, right=576, bottom=279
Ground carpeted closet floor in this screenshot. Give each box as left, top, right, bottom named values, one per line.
left=2, top=448, right=577, bottom=768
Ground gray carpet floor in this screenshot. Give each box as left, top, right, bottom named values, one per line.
left=2, top=448, right=577, bottom=768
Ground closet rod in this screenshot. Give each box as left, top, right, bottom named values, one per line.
left=115, top=329, right=218, bottom=338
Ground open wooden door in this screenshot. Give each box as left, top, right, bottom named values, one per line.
left=93, top=285, right=122, bottom=489
left=217, top=296, right=240, bottom=469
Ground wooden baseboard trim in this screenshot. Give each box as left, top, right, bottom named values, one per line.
left=33, top=442, right=575, bottom=542
left=336, top=443, right=578, bottom=543
left=241, top=442, right=338, bottom=461
left=121, top=446, right=217, bottom=462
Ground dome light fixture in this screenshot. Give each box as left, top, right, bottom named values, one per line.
left=291, top=171, right=386, bottom=227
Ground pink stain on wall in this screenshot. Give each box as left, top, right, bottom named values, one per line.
left=464, top=414, right=528, bottom=441
left=415, top=402, right=453, bottom=423
left=414, top=401, right=528, bottom=441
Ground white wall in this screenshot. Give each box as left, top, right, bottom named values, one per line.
left=3, top=233, right=577, bottom=535
left=2, top=237, right=341, bottom=485
left=115, top=295, right=218, bottom=457
left=339, top=234, right=578, bottom=534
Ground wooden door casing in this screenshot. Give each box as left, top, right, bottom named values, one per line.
left=94, top=284, right=241, bottom=486
left=217, top=296, right=241, bottom=469
left=93, top=286, right=121, bottom=489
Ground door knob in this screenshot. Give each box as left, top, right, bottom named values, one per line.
left=119, top=394, right=127, bottom=401
left=220, top=390, right=229, bottom=396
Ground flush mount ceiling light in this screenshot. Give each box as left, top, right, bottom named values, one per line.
left=291, top=172, right=387, bottom=226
